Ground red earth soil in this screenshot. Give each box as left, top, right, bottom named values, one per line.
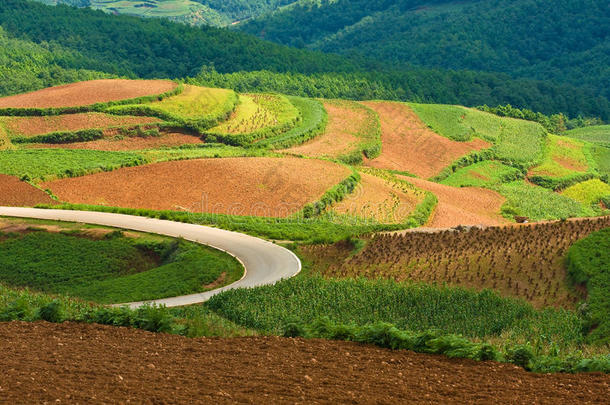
left=363, top=102, right=490, bottom=178
left=285, top=100, right=369, bottom=157
left=0, top=174, right=53, bottom=206
left=42, top=158, right=350, bottom=217
left=1, top=113, right=160, bottom=136
left=31, top=132, right=204, bottom=151
left=0, top=79, right=177, bottom=109
left=1, top=321, right=608, bottom=404
left=398, top=175, right=507, bottom=227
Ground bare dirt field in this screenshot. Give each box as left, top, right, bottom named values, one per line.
left=32, top=132, right=203, bottom=151
left=332, top=173, right=419, bottom=223
left=0, top=174, right=53, bottom=206
left=0, top=79, right=177, bottom=109
left=42, top=157, right=349, bottom=217
left=1, top=113, right=160, bottom=136
left=363, top=102, right=490, bottom=178
left=1, top=321, right=608, bottom=405
left=398, top=175, right=507, bottom=227
left=285, top=100, right=370, bottom=158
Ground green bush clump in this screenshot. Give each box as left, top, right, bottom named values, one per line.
left=565, top=228, right=610, bottom=344
left=11, top=128, right=104, bottom=144
left=283, top=318, right=609, bottom=373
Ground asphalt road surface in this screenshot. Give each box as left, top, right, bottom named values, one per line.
left=0, top=207, right=301, bottom=308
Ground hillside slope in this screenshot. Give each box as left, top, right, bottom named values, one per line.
left=238, top=0, right=610, bottom=98
left=33, top=0, right=296, bottom=26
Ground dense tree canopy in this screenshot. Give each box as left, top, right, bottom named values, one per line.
left=238, top=0, right=610, bottom=98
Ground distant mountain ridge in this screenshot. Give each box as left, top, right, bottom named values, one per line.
left=237, top=0, right=610, bottom=99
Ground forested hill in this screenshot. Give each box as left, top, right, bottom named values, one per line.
left=237, top=0, right=610, bottom=99
left=1, top=0, right=609, bottom=119
left=32, top=0, right=296, bottom=26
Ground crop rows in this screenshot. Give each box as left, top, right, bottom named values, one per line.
left=301, top=217, right=610, bottom=308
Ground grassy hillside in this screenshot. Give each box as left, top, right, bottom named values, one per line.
left=238, top=0, right=610, bottom=100
left=0, top=227, right=243, bottom=303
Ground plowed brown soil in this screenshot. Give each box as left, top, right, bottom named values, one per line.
left=284, top=100, right=368, bottom=157
left=0, top=175, right=53, bottom=206
left=398, top=175, right=507, bottom=227
left=0, top=79, right=177, bottom=109
left=1, top=322, right=608, bottom=405
left=31, top=132, right=203, bottom=151
left=363, top=102, right=490, bottom=178
left=1, top=113, right=160, bottom=136
left=333, top=173, right=419, bottom=223
left=42, top=158, right=349, bottom=217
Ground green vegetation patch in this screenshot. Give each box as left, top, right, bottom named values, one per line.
left=206, top=275, right=585, bottom=353
left=565, top=228, right=610, bottom=344
left=562, top=179, right=610, bottom=207
left=591, top=146, right=610, bottom=179
left=256, top=96, right=327, bottom=149
left=333, top=100, right=381, bottom=164
left=205, top=93, right=300, bottom=145
left=565, top=125, right=610, bottom=148
left=529, top=135, right=593, bottom=179
left=441, top=160, right=523, bottom=188
left=107, top=85, right=238, bottom=133
left=0, top=231, right=243, bottom=304
left=0, top=148, right=146, bottom=181
left=409, top=103, right=546, bottom=166
left=498, top=181, right=591, bottom=221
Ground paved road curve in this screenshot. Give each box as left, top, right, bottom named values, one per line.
left=0, top=207, right=301, bottom=308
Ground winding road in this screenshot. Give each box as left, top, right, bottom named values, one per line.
left=0, top=207, right=301, bottom=308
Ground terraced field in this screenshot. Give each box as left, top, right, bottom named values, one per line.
left=0, top=79, right=177, bottom=109
left=1, top=78, right=609, bottom=388
left=0, top=113, right=160, bottom=137
left=41, top=157, right=350, bottom=217
left=363, top=102, right=490, bottom=178
left=286, top=99, right=379, bottom=161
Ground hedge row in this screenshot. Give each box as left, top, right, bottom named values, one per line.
left=11, top=128, right=103, bottom=144
left=0, top=83, right=184, bottom=117
left=528, top=172, right=597, bottom=191
left=284, top=318, right=610, bottom=374
left=300, top=169, right=361, bottom=218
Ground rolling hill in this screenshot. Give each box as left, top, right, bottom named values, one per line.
left=32, top=0, right=296, bottom=26
left=238, top=0, right=610, bottom=99
left=1, top=0, right=608, bottom=119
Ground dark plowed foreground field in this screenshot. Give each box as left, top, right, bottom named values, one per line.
left=1, top=322, right=608, bottom=404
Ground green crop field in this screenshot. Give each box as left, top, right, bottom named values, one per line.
left=562, top=179, right=610, bottom=206
left=565, top=125, right=610, bottom=148
left=441, top=160, right=523, bottom=188
left=0, top=229, right=242, bottom=304
left=498, top=181, right=592, bottom=220
left=106, top=85, right=238, bottom=132
left=0, top=149, right=146, bottom=181
left=206, top=93, right=299, bottom=141
left=529, top=135, right=592, bottom=178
